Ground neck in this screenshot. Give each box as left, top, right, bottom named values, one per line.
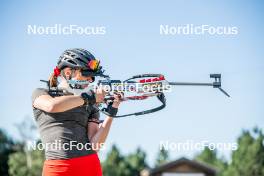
left=58, top=79, right=69, bottom=89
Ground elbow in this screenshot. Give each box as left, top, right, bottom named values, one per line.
left=45, top=102, right=58, bottom=113
left=90, top=139, right=104, bottom=152
left=90, top=142, right=104, bottom=153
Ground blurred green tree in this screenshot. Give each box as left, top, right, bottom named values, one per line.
left=0, top=129, right=15, bottom=176
left=102, top=144, right=125, bottom=176
left=8, top=117, right=44, bottom=176
left=195, top=147, right=227, bottom=176
left=102, top=145, right=148, bottom=176
left=223, top=127, right=264, bottom=176
left=125, top=147, right=148, bottom=175
left=8, top=147, right=44, bottom=176
left=155, top=146, right=169, bottom=166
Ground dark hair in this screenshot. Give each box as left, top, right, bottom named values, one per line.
left=49, top=73, right=58, bottom=87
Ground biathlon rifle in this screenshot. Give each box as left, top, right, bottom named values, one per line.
left=41, top=73, right=230, bottom=118
left=96, top=73, right=230, bottom=118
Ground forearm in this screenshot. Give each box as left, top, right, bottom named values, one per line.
left=89, top=94, right=121, bottom=151
left=49, top=95, right=84, bottom=112
left=90, top=116, right=113, bottom=151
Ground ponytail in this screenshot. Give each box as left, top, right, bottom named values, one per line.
left=49, top=66, right=61, bottom=88
left=49, top=73, right=58, bottom=88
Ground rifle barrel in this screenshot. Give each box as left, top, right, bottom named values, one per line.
left=169, top=82, right=213, bottom=86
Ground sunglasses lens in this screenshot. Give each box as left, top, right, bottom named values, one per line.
left=88, top=60, right=99, bottom=70
left=82, top=60, right=100, bottom=77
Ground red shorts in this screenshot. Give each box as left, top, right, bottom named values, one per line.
left=43, top=153, right=102, bottom=176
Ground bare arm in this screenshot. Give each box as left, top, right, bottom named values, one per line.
left=33, top=87, right=106, bottom=113
left=88, top=116, right=113, bottom=152
left=88, top=94, right=122, bottom=152
left=33, top=94, right=84, bottom=113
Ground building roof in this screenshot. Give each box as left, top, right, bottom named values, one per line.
left=149, top=157, right=217, bottom=175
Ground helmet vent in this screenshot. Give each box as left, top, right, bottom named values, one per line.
left=76, top=58, right=87, bottom=65
left=67, top=60, right=76, bottom=65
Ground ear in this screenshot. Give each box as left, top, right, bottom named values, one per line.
left=63, top=68, right=72, bottom=79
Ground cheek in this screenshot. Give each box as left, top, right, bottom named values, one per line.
left=79, top=76, right=87, bottom=80
left=75, top=72, right=86, bottom=80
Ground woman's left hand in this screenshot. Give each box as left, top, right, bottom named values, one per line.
left=112, top=92, right=123, bottom=108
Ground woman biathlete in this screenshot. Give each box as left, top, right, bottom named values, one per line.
left=32, top=48, right=121, bottom=176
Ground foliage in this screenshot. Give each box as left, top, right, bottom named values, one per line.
left=195, top=147, right=227, bottom=176
left=0, top=129, right=15, bottom=176
left=8, top=148, right=45, bottom=176
left=102, top=145, right=148, bottom=176
left=1, top=124, right=263, bottom=176
left=195, top=127, right=264, bottom=176
left=155, top=146, right=169, bottom=167
left=223, top=127, right=264, bottom=176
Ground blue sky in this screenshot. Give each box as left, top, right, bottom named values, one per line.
left=0, top=0, right=263, bottom=166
